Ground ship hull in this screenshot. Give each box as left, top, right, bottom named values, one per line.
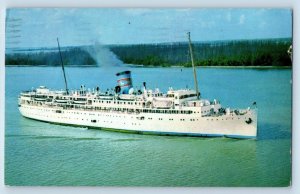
left=19, top=104, right=257, bottom=139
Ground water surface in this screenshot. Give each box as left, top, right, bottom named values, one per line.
left=5, top=66, right=291, bottom=186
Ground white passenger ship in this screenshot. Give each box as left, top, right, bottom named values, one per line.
left=18, top=33, right=258, bottom=139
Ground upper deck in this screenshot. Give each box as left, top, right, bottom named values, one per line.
left=19, top=86, right=227, bottom=117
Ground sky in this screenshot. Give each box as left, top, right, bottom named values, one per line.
left=5, top=8, right=292, bottom=48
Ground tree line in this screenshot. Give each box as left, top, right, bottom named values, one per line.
left=5, top=47, right=96, bottom=66
left=110, top=38, right=292, bottom=67
left=5, top=38, right=292, bottom=67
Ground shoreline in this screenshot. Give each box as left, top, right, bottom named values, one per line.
left=196, top=65, right=292, bottom=69
left=5, top=64, right=292, bottom=69
left=126, top=64, right=292, bottom=69
left=5, top=65, right=98, bottom=67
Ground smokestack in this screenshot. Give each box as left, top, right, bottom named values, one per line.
left=116, top=71, right=133, bottom=94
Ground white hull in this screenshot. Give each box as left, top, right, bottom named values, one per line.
left=19, top=104, right=257, bottom=138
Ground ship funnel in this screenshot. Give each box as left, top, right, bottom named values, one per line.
left=116, top=70, right=133, bottom=94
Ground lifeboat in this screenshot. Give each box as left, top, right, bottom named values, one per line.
left=119, top=94, right=135, bottom=101
left=152, top=98, right=172, bottom=109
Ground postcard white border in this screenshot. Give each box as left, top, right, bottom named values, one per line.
left=0, top=1, right=299, bottom=194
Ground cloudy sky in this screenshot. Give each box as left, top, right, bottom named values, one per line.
left=6, top=8, right=292, bottom=48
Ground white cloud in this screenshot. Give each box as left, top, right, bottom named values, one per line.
left=239, top=14, right=245, bottom=24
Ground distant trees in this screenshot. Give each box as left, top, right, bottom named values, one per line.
left=5, top=38, right=292, bottom=67
left=5, top=48, right=96, bottom=66
left=122, top=55, right=168, bottom=66
left=110, top=38, right=292, bottom=67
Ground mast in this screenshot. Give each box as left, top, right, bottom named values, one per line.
left=187, top=32, right=200, bottom=99
left=56, top=38, right=69, bottom=95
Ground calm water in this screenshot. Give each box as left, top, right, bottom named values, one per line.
left=5, top=66, right=292, bottom=186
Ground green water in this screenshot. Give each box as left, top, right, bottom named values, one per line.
left=5, top=66, right=291, bottom=186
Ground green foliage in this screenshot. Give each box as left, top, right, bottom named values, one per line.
left=110, top=38, right=292, bottom=67
left=5, top=38, right=292, bottom=67
left=5, top=48, right=96, bottom=66
left=123, top=55, right=166, bottom=66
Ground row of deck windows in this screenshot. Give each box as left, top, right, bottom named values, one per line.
left=93, top=100, right=141, bottom=105
left=25, top=99, right=196, bottom=115
left=64, top=105, right=193, bottom=114
left=22, top=106, right=245, bottom=122
left=27, top=105, right=193, bottom=115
